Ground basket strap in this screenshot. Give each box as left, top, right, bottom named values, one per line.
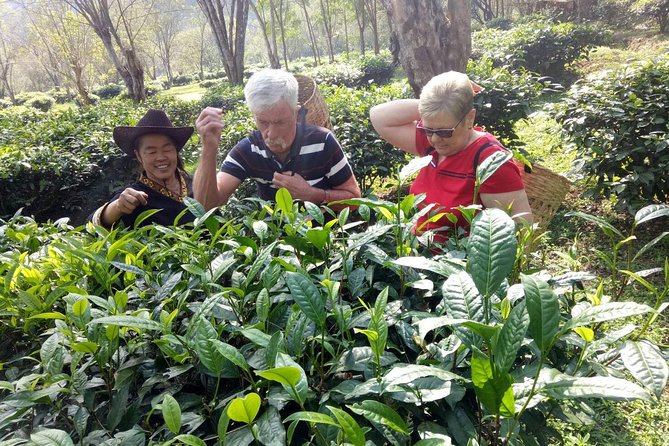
left=472, top=142, right=532, bottom=174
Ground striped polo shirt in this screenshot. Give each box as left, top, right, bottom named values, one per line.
left=220, top=125, right=354, bottom=200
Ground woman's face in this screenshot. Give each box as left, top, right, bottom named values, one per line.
left=135, top=134, right=178, bottom=183
left=421, top=109, right=475, bottom=158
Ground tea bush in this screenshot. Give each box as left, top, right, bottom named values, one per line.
left=473, top=19, right=611, bottom=82
left=0, top=193, right=666, bottom=445
left=324, top=81, right=412, bottom=192
left=552, top=56, right=669, bottom=212
left=468, top=58, right=545, bottom=146
left=173, top=74, right=195, bottom=86
left=305, top=51, right=396, bottom=88
left=24, top=93, right=55, bottom=112
left=93, top=83, right=125, bottom=99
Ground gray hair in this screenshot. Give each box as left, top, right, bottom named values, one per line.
left=418, top=71, right=474, bottom=120
left=244, top=69, right=299, bottom=113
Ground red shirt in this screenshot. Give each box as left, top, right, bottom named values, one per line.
left=410, top=127, right=524, bottom=243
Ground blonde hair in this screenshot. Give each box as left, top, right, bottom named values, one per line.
left=418, top=71, right=474, bottom=120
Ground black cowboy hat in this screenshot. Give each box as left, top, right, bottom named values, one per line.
left=113, top=109, right=194, bottom=157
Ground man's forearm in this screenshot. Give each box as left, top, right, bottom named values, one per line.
left=193, top=148, right=221, bottom=211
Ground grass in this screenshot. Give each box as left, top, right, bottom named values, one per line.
left=159, top=83, right=206, bottom=101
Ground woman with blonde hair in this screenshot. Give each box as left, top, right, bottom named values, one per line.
left=370, top=71, right=532, bottom=244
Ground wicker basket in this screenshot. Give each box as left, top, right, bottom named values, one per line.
left=294, top=74, right=332, bottom=130
left=521, top=163, right=571, bottom=228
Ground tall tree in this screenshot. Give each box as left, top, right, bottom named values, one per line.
left=65, top=0, right=152, bottom=103
left=319, top=0, right=336, bottom=62
left=381, top=0, right=471, bottom=96
left=198, top=0, right=249, bottom=85
left=249, top=0, right=281, bottom=69
left=22, top=2, right=97, bottom=104
left=270, top=0, right=291, bottom=69
left=363, top=0, right=381, bottom=54
left=354, top=0, right=367, bottom=54
left=296, top=0, right=321, bottom=65
left=150, top=0, right=186, bottom=88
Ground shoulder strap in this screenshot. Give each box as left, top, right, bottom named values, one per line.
left=472, top=141, right=532, bottom=175
left=472, top=141, right=498, bottom=174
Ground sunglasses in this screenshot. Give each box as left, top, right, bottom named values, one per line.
left=416, top=112, right=469, bottom=139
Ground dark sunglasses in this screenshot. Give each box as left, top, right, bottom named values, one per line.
left=416, top=112, right=469, bottom=139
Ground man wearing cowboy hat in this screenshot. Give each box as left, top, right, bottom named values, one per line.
left=89, top=109, right=196, bottom=228
left=194, top=69, right=361, bottom=210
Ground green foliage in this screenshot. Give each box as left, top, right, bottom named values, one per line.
left=631, top=0, right=669, bottom=32
left=0, top=186, right=665, bottom=445
left=173, top=74, right=195, bottom=86
left=473, top=20, right=611, bottom=82
left=324, top=81, right=412, bottom=192
left=197, top=81, right=245, bottom=112
left=552, top=56, right=669, bottom=211
left=305, top=51, right=396, bottom=87
left=467, top=59, right=544, bottom=146
left=93, top=83, right=125, bottom=99
left=24, top=93, right=55, bottom=112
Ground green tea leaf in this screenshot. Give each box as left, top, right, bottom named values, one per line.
left=30, top=428, right=75, bottom=446
left=522, top=274, right=559, bottom=353
left=283, top=411, right=339, bottom=427
left=563, top=302, right=653, bottom=331
left=255, top=405, right=286, bottom=446
left=276, top=188, right=293, bottom=215
left=162, top=394, right=181, bottom=434
left=620, top=340, right=669, bottom=398
left=256, top=366, right=301, bottom=387
left=327, top=406, right=365, bottom=446
left=468, top=209, right=517, bottom=298
left=210, top=340, right=250, bottom=372
left=494, top=301, right=529, bottom=374
left=227, top=393, right=261, bottom=424
left=541, top=376, right=652, bottom=402
left=285, top=271, right=326, bottom=328
left=634, top=204, right=669, bottom=226
left=93, top=316, right=163, bottom=331
left=349, top=400, right=409, bottom=434
left=169, top=434, right=206, bottom=446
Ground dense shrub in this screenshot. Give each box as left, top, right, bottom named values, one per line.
left=93, top=83, right=124, bottom=99
left=552, top=57, right=669, bottom=211
left=197, top=81, right=245, bottom=112
left=25, top=94, right=55, bottom=112
left=172, top=74, right=194, bottom=86
left=305, top=51, right=396, bottom=88
left=467, top=59, right=544, bottom=146
left=145, top=80, right=164, bottom=97
left=199, top=79, right=219, bottom=89
left=47, top=88, right=77, bottom=104
left=0, top=100, right=200, bottom=221
left=324, top=81, right=412, bottom=192
left=0, top=195, right=665, bottom=445
left=0, top=99, right=11, bottom=109
left=473, top=19, right=611, bottom=82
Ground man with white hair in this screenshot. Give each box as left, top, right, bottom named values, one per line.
left=194, top=69, right=361, bottom=210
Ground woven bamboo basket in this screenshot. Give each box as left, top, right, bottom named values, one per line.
left=294, top=74, right=332, bottom=130
left=521, top=163, right=571, bottom=228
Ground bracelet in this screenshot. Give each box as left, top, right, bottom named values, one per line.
left=322, top=189, right=329, bottom=204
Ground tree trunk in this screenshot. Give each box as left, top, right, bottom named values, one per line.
left=250, top=1, right=281, bottom=69
left=297, top=0, right=321, bottom=65
left=381, top=0, right=471, bottom=96
left=319, top=0, right=336, bottom=63
left=354, top=0, right=367, bottom=55
left=364, top=0, right=380, bottom=54
left=198, top=0, right=249, bottom=85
